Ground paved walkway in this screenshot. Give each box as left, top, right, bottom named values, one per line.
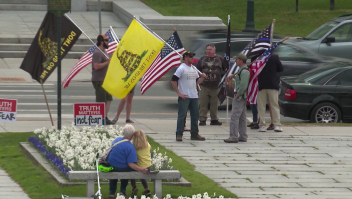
left=0, top=168, right=30, bottom=199
left=1, top=119, right=352, bottom=199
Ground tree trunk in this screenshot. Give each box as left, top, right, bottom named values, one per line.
left=330, top=0, right=335, bottom=10
left=296, top=0, right=299, bottom=12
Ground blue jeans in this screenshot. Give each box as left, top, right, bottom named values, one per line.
left=250, top=104, right=258, bottom=123
left=109, top=167, right=135, bottom=194
left=176, top=97, right=199, bottom=137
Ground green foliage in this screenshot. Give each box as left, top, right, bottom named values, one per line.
left=141, top=0, right=352, bottom=36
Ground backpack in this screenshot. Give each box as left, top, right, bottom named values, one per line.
left=98, top=139, right=128, bottom=168
left=226, top=67, right=249, bottom=98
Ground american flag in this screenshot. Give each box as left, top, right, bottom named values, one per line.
left=219, top=23, right=273, bottom=88
left=247, top=42, right=282, bottom=104
left=61, top=29, right=118, bottom=88
left=218, top=23, right=273, bottom=104
left=140, top=31, right=185, bottom=94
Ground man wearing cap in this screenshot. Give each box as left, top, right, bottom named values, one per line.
left=171, top=51, right=207, bottom=141
left=224, top=53, right=250, bottom=143
left=92, top=34, right=113, bottom=125
left=196, top=44, right=228, bottom=126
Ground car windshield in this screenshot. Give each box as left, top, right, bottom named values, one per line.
left=298, top=63, right=345, bottom=84
left=305, top=21, right=339, bottom=40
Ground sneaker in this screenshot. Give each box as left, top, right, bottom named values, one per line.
left=274, top=125, right=283, bottom=132
left=131, top=187, right=138, bottom=198
left=176, top=135, right=183, bottom=142
left=190, top=135, right=205, bottom=141
left=210, top=120, right=222, bottom=126
left=258, top=126, right=266, bottom=132
left=223, top=138, right=238, bottom=143
left=126, top=119, right=134, bottom=123
left=199, top=121, right=206, bottom=126
left=247, top=122, right=255, bottom=127
left=267, top=123, right=275, bottom=130
left=142, top=190, right=151, bottom=197
left=111, top=117, right=118, bottom=124
left=106, top=117, right=113, bottom=125
left=250, top=123, right=259, bottom=129
left=108, top=193, right=116, bottom=198
left=118, top=192, right=127, bottom=198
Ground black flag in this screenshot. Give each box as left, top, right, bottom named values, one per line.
left=218, top=15, right=231, bottom=105
left=20, top=12, right=82, bottom=83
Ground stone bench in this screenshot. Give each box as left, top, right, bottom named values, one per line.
left=69, top=170, right=181, bottom=198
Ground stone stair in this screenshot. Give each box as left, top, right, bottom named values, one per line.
left=0, top=0, right=47, bottom=11
left=0, top=37, right=95, bottom=59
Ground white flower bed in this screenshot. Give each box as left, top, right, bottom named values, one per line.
left=32, top=124, right=173, bottom=172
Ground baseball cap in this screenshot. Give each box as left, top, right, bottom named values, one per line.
left=233, top=53, right=247, bottom=60
left=182, top=51, right=195, bottom=59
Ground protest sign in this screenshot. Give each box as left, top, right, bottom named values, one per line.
left=0, top=99, right=17, bottom=123
left=74, top=103, right=105, bottom=126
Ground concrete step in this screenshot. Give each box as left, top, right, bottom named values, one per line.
left=0, top=44, right=94, bottom=53
left=0, top=51, right=84, bottom=59
left=87, top=0, right=112, bottom=11
left=0, top=0, right=46, bottom=4
left=0, top=4, right=46, bottom=11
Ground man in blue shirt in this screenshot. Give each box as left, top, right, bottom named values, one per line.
left=107, top=124, right=149, bottom=197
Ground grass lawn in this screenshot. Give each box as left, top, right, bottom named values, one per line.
left=0, top=133, right=237, bottom=199
left=141, top=0, right=352, bottom=37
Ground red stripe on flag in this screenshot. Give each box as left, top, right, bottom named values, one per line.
left=140, top=49, right=184, bottom=94
left=62, top=42, right=117, bottom=88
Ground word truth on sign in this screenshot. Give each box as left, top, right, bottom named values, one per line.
left=0, top=99, right=17, bottom=123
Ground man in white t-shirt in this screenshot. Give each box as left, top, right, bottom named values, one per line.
left=171, top=51, right=207, bottom=142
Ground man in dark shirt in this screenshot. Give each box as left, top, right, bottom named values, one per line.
left=256, top=54, right=284, bottom=132
left=91, top=34, right=112, bottom=125
left=196, top=44, right=228, bottom=126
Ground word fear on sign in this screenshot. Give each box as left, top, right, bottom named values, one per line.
left=76, top=115, right=102, bottom=125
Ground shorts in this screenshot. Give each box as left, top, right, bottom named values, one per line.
left=129, top=85, right=136, bottom=94
left=92, top=81, right=113, bottom=102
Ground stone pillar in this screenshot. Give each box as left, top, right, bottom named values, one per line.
left=243, top=0, right=259, bottom=32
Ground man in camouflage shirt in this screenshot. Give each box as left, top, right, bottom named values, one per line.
left=196, top=44, right=228, bottom=126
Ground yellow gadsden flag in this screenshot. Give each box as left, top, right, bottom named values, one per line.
left=102, top=19, right=164, bottom=99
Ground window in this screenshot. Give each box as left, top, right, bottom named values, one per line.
left=339, top=69, right=352, bottom=86
left=213, top=41, right=250, bottom=57
left=274, top=44, right=312, bottom=62
left=305, top=21, right=339, bottom=40
left=327, top=23, right=352, bottom=42
left=326, top=72, right=343, bottom=85
left=299, top=63, right=346, bottom=85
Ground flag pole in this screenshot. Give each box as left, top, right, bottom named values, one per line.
left=64, top=14, right=109, bottom=59
left=270, top=19, right=275, bottom=46
left=133, top=16, right=202, bottom=74
left=109, top=26, right=120, bottom=43
left=40, top=80, right=54, bottom=127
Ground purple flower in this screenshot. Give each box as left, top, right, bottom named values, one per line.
left=28, top=136, right=70, bottom=179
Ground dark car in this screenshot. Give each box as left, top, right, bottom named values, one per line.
left=279, top=62, right=352, bottom=123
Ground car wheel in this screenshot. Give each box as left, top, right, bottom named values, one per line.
left=310, top=102, right=341, bottom=123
